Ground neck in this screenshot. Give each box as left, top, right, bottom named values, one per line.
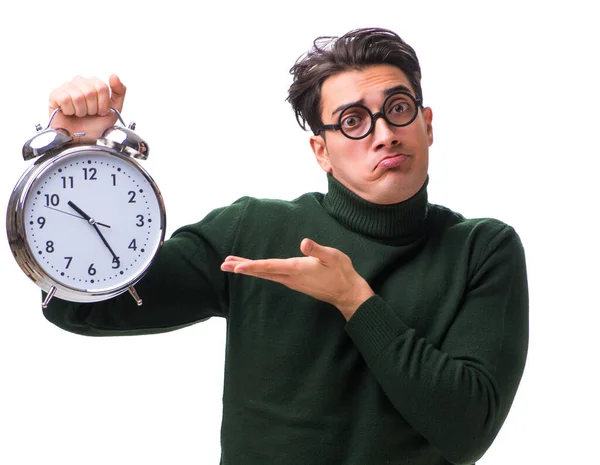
left=322, top=173, right=430, bottom=244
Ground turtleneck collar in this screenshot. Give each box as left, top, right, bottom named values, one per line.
left=322, top=173, right=430, bottom=244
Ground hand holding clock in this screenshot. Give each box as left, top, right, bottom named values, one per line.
left=49, top=74, right=127, bottom=143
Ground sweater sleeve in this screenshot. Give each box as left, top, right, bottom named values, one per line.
left=42, top=198, right=249, bottom=336
left=345, top=225, right=528, bottom=465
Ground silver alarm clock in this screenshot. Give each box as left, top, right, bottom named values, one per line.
left=6, top=108, right=166, bottom=308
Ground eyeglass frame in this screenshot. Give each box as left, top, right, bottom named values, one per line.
left=316, top=90, right=423, bottom=140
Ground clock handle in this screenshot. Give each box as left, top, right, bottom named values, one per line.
left=42, top=108, right=62, bottom=130
left=108, top=107, right=128, bottom=127
left=44, top=107, right=126, bottom=129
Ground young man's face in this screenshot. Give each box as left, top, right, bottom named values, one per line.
left=310, top=64, right=433, bottom=205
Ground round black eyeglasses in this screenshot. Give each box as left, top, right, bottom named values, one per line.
left=317, top=91, right=422, bottom=140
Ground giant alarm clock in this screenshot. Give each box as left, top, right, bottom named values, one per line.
left=6, top=108, right=166, bottom=307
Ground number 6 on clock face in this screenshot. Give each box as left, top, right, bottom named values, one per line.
left=7, top=145, right=166, bottom=304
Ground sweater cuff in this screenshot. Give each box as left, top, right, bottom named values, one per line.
left=345, top=295, right=410, bottom=364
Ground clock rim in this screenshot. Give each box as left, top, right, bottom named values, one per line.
left=6, top=145, right=166, bottom=303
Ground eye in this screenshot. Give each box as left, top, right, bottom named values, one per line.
left=389, top=101, right=410, bottom=114
left=341, top=114, right=362, bottom=128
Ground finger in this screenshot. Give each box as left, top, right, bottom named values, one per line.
left=223, top=255, right=250, bottom=262
left=300, top=238, right=338, bottom=264
left=89, top=77, right=111, bottom=116
left=108, top=74, right=127, bottom=111
left=49, top=88, right=76, bottom=116
left=71, top=76, right=103, bottom=116
left=221, top=257, right=251, bottom=272
left=221, top=256, right=251, bottom=266
left=232, top=268, right=291, bottom=283
left=233, top=258, right=296, bottom=275
left=63, top=80, right=90, bottom=117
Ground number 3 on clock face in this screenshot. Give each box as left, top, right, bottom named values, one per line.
left=11, top=147, right=166, bottom=302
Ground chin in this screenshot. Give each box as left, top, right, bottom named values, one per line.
left=376, top=173, right=423, bottom=204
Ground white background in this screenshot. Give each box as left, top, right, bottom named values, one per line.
left=1, top=1, right=598, bottom=463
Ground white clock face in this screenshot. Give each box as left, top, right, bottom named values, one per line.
left=23, top=150, right=164, bottom=293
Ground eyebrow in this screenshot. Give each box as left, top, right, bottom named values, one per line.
left=384, top=84, right=414, bottom=97
left=330, top=84, right=416, bottom=117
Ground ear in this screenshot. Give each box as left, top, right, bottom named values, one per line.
left=421, top=107, right=434, bottom=146
left=309, top=134, right=332, bottom=173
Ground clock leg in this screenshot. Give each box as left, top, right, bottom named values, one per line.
left=128, top=285, right=143, bottom=306
left=42, top=286, right=57, bottom=308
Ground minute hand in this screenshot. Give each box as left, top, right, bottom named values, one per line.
left=44, top=205, right=111, bottom=228
left=67, top=201, right=119, bottom=262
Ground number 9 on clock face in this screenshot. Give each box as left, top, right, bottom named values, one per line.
left=8, top=146, right=166, bottom=302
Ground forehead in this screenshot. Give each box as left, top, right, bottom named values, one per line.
left=320, top=64, right=414, bottom=112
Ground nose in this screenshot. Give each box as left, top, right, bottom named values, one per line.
left=371, top=113, right=398, bottom=148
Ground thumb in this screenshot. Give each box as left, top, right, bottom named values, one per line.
left=108, top=74, right=127, bottom=111
left=300, top=238, right=335, bottom=263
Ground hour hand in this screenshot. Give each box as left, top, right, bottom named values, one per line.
left=68, top=201, right=119, bottom=262
left=67, top=201, right=94, bottom=224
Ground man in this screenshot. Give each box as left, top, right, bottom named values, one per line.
left=43, top=28, right=528, bottom=464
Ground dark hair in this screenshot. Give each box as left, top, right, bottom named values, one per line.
left=287, top=27, right=423, bottom=134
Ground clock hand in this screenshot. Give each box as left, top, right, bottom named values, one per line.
left=67, top=201, right=119, bottom=262
left=44, top=205, right=111, bottom=228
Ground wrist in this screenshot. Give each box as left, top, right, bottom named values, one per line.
left=337, top=281, right=375, bottom=321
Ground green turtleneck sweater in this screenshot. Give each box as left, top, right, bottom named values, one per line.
left=43, top=174, right=529, bottom=465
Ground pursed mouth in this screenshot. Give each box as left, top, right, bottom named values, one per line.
left=376, top=153, right=410, bottom=168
